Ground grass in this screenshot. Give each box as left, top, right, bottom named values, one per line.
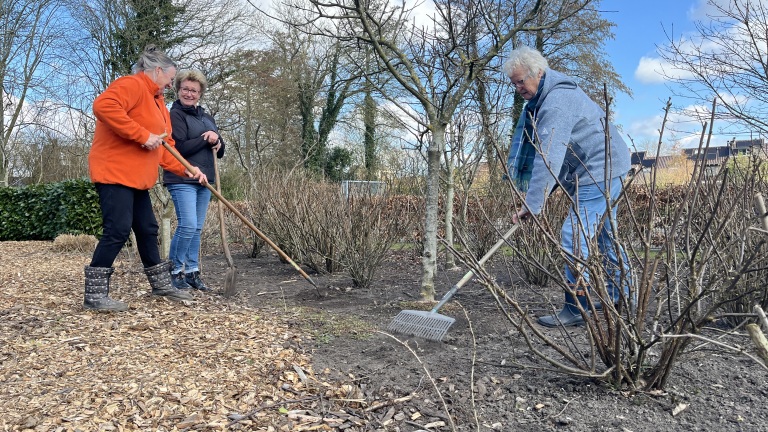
left=297, top=308, right=376, bottom=343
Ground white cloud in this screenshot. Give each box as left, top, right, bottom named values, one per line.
left=405, top=0, right=438, bottom=29
left=634, top=57, right=668, bottom=84
left=636, top=0, right=766, bottom=86
left=622, top=101, right=733, bottom=151
left=688, top=0, right=723, bottom=20
left=635, top=55, right=698, bottom=84
left=688, top=0, right=768, bottom=20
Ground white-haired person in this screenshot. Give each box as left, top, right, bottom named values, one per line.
left=503, top=46, right=632, bottom=327
left=163, top=69, right=225, bottom=292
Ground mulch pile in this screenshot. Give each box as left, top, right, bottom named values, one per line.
left=0, top=241, right=371, bottom=431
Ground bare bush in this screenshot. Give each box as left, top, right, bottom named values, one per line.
left=511, top=190, right=570, bottom=287
left=241, top=170, right=419, bottom=287
left=52, top=234, right=97, bottom=254
left=246, top=170, right=345, bottom=274
left=338, top=195, right=420, bottom=288
left=685, top=154, right=768, bottom=327
left=452, top=102, right=768, bottom=391
left=458, top=192, right=513, bottom=260
left=200, top=198, right=256, bottom=258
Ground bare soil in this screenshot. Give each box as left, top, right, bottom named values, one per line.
left=210, top=247, right=768, bottom=432
left=1, top=241, right=767, bottom=431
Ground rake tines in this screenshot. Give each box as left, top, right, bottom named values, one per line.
left=385, top=225, right=520, bottom=342
left=387, top=309, right=456, bottom=341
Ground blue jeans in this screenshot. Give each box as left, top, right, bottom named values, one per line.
left=167, top=184, right=211, bottom=274
left=560, top=176, right=630, bottom=312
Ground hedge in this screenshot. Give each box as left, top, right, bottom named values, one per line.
left=0, top=179, right=102, bottom=241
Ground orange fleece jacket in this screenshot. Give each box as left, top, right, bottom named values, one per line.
left=88, top=72, right=187, bottom=190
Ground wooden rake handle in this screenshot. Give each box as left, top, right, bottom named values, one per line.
left=161, top=139, right=318, bottom=290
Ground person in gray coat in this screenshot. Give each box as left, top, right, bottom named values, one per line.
left=503, top=46, right=632, bottom=327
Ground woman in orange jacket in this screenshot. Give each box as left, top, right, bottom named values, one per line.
left=84, top=45, right=208, bottom=312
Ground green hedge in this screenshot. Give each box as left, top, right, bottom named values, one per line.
left=0, top=179, right=102, bottom=240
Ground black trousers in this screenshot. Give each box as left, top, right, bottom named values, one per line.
left=90, top=183, right=161, bottom=268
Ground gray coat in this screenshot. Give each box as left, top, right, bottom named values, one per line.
left=524, top=69, right=631, bottom=214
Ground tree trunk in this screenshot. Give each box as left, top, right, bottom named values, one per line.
left=421, top=125, right=445, bottom=301
left=443, top=135, right=456, bottom=270
left=363, top=91, right=377, bottom=180
left=160, top=204, right=173, bottom=260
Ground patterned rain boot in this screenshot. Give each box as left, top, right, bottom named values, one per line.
left=83, top=266, right=129, bottom=312
left=144, top=261, right=194, bottom=302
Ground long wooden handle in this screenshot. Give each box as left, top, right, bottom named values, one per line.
left=161, top=140, right=317, bottom=289
left=213, top=148, right=235, bottom=268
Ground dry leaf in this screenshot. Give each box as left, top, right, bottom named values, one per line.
left=672, top=403, right=689, bottom=416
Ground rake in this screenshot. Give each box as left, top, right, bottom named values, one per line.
left=388, top=224, right=520, bottom=341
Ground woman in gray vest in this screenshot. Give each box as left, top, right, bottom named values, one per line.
left=163, top=70, right=225, bottom=291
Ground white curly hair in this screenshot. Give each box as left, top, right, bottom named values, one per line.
left=502, top=46, right=548, bottom=79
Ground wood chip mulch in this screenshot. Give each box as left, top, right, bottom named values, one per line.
left=0, top=241, right=370, bottom=431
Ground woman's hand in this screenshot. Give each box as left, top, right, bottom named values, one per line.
left=512, top=208, right=531, bottom=224
left=142, top=133, right=165, bottom=150
left=201, top=131, right=219, bottom=145
left=185, top=166, right=208, bottom=185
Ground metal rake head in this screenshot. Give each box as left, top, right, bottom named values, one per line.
left=387, top=309, right=456, bottom=341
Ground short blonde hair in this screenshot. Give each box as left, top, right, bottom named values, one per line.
left=174, top=69, right=208, bottom=95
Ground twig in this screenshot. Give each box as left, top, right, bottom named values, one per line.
left=755, top=305, right=768, bottom=333
left=745, top=324, right=768, bottom=368
left=545, top=395, right=579, bottom=421
left=227, top=396, right=321, bottom=427
left=659, top=333, right=768, bottom=371
left=364, top=395, right=414, bottom=412
left=458, top=302, right=481, bottom=432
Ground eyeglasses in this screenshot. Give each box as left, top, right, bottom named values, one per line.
left=179, top=87, right=200, bottom=95
left=512, top=72, right=533, bottom=89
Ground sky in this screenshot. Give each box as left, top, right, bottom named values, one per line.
left=600, top=0, right=742, bottom=152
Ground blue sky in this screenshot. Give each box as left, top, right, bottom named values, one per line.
left=601, top=0, right=736, bottom=152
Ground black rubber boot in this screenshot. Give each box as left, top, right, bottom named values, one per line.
left=171, top=271, right=192, bottom=289
left=537, top=307, right=586, bottom=327
left=144, top=261, right=194, bottom=302
left=184, top=271, right=211, bottom=291
left=538, top=289, right=587, bottom=328
left=83, top=266, right=129, bottom=312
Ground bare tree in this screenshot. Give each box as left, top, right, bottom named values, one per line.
left=256, top=2, right=376, bottom=179
left=288, top=0, right=595, bottom=300
left=0, top=0, right=60, bottom=186
left=211, top=47, right=305, bottom=185
left=658, top=0, right=768, bottom=136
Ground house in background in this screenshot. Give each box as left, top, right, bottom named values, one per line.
left=682, top=138, right=767, bottom=161
left=629, top=151, right=679, bottom=181
left=631, top=138, right=767, bottom=181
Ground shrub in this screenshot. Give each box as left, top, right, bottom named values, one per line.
left=245, top=170, right=419, bottom=288
left=0, top=179, right=101, bottom=241
left=454, top=139, right=768, bottom=391
left=52, top=234, right=98, bottom=253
